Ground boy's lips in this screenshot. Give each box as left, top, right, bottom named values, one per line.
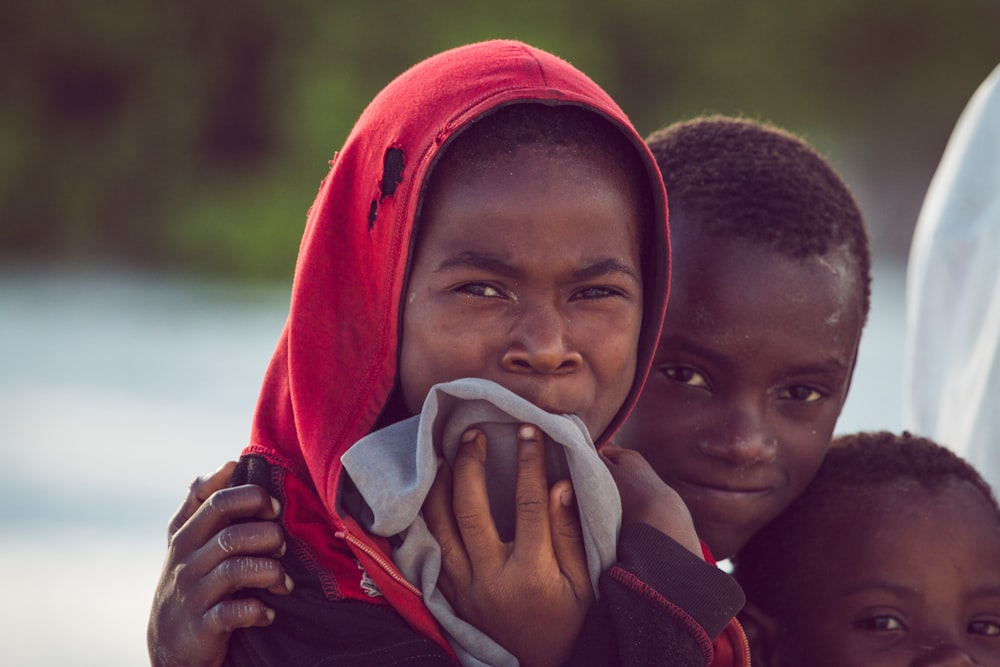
left=674, top=477, right=774, bottom=500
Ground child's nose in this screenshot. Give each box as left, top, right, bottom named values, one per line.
left=698, top=406, right=777, bottom=466
left=911, top=635, right=977, bottom=666
left=501, top=302, right=582, bottom=374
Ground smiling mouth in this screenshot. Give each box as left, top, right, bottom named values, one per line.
left=675, top=478, right=773, bottom=498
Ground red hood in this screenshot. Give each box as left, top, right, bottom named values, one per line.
left=246, top=39, right=670, bottom=529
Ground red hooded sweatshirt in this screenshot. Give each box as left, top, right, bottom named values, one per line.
left=225, top=40, right=746, bottom=666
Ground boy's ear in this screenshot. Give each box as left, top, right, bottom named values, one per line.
left=739, top=602, right=781, bottom=667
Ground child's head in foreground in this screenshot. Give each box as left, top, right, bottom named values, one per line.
left=615, top=115, right=871, bottom=560
left=399, top=102, right=659, bottom=440
left=251, top=38, right=669, bottom=518
left=733, top=431, right=1000, bottom=666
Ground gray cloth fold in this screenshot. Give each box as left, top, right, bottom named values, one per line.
left=341, top=378, right=622, bottom=667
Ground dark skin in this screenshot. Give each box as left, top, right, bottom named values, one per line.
left=148, top=144, right=696, bottom=667
left=147, top=463, right=292, bottom=667
left=615, top=226, right=864, bottom=559
left=149, top=220, right=866, bottom=664
left=156, top=440, right=698, bottom=667
left=149, top=199, right=871, bottom=666
left=423, top=433, right=700, bottom=667
left=745, top=481, right=1000, bottom=666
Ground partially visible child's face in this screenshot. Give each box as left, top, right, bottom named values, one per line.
left=770, top=481, right=1000, bottom=666
left=615, top=230, right=862, bottom=559
left=399, top=143, right=644, bottom=439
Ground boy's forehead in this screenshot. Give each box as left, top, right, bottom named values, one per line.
left=670, top=230, right=864, bottom=323
left=659, top=234, right=864, bottom=387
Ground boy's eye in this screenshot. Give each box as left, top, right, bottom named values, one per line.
left=457, top=283, right=505, bottom=298
left=571, top=285, right=620, bottom=300
left=662, top=366, right=709, bottom=388
left=969, top=619, right=1000, bottom=637
left=853, top=615, right=905, bottom=632
left=778, top=385, right=824, bottom=402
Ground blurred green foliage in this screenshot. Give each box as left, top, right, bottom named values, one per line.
left=2, top=0, right=999, bottom=279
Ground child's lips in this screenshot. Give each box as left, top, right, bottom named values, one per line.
left=499, top=380, right=582, bottom=417
left=675, top=477, right=774, bottom=502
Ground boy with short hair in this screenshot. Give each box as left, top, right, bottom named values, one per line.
left=149, top=41, right=743, bottom=667
left=617, top=115, right=871, bottom=561
left=732, top=431, right=1000, bottom=666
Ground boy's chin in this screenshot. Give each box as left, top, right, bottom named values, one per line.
left=694, top=521, right=756, bottom=561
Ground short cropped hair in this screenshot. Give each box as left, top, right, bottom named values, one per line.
left=732, top=431, right=1000, bottom=616
left=646, top=115, right=871, bottom=323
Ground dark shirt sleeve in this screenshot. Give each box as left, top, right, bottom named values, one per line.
left=225, top=455, right=456, bottom=667
left=225, top=591, right=455, bottom=667
left=567, top=523, right=746, bottom=666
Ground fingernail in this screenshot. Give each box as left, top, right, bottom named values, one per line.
left=560, top=486, right=574, bottom=507
left=519, top=424, right=538, bottom=440
left=264, top=608, right=276, bottom=623
left=271, top=497, right=281, bottom=516
left=285, top=574, right=295, bottom=592
left=461, top=428, right=478, bottom=444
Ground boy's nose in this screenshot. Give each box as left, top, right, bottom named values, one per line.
left=698, top=407, right=777, bottom=466
left=911, top=636, right=977, bottom=666
left=501, top=303, right=582, bottom=374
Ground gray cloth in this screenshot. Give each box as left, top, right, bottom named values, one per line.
left=341, top=378, right=622, bottom=667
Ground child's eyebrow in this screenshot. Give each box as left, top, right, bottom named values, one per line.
left=970, top=584, right=1000, bottom=601
left=571, top=258, right=641, bottom=283
left=435, top=252, right=640, bottom=283
left=435, top=251, right=520, bottom=278
left=840, top=581, right=920, bottom=599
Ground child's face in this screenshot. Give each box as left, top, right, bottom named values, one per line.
left=615, top=231, right=862, bottom=559
left=399, top=144, right=644, bottom=439
left=773, top=481, right=1000, bottom=666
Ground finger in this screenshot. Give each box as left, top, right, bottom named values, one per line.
left=599, top=442, right=633, bottom=487
left=205, top=553, right=293, bottom=601
left=548, top=480, right=593, bottom=603
left=203, top=596, right=276, bottom=635
left=450, top=429, right=503, bottom=568
left=172, top=484, right=280, bottom=556
left=213, top=521, right=287, bottom=561
left=423, top=460, right=469, bottom=600
left=511, top=425, right=552, bottom=559
left=167, top=461, right=238, bottom=540
left=182, top=520, right=289, bottom=595
left=597, top=441, right=623, bottom=464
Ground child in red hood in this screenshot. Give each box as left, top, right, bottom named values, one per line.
left=148, top=41, right=743, bottom=667
left=150, top=113, right=871, bottom=665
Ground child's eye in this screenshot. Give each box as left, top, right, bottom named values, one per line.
left=853, top=615, right=905, bottom=632
left=778, top=385, right=825, bottom=402
left=969, top=619, right=1000, bottom=637
left=662, top=365, right=709, bottom=389
left=457, top=283, right=506, bottom=298
left=571, top=285, right=620, bottom=300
